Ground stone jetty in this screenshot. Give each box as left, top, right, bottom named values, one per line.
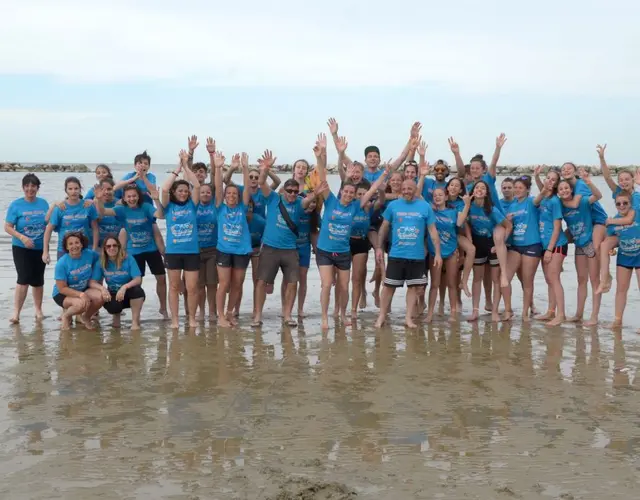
left=0, top=163, right=90, bottom=173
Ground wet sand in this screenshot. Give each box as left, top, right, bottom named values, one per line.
left=1, top=170, right=640, bottom=499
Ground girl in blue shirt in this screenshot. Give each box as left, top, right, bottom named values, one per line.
left=94, top=178, right=123, bottom=248
left=52, top=231, right=104, bottom=330
left=602, top=191, right=640, bottom=328
left=467, top=181, right=512, bottom=323
left=557, top=169, right=604, bottom=326
left=4, top=173, right=49, bottom=323
left=158, top=150, right=201, bottom=329
left=195, top=183, right=218, bottom=322
left=533, top=168, right=569, bottom=326
left=499, top=177, right=515, bottom=214
left=502, top=176, right=542, bottom=322
left=212, top=143, right=253, bottom=328
left=424, top=188, right=471, bottom=323
left=90, top=235, right=145, bottom=330
left=85, top=164, right=113, bottom=200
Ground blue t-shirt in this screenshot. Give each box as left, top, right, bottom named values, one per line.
left=613, top=186, right=640, bottom=210
left=383, top=198, right=436, bottom=260
left=447, top=197, right=465, bottom=213
left=50, top=202, right=99, bottom=251
left=97, top=201, right=123, bottom=247
left=217, top=203, right=252, bottom=255
left=507, top=197, right=541, bottom=247
left=52, top=249, right=95, bottom=296
left=351, top=206, right=372, bottom=239
left=5, top=197, right=49, bottom=250
left=317, top=192, right=360, bottom=254
left=422, top=178, right=448, bottom=203
left=607, top=212, right=640, bottom=263
left=363, top=169, right=384, bottom=183
left=85, top=186, right=96, bottom=200
left=237, top=185, right=268, bottom=218
left=469, top=204, right=505, bottom=237
left=574, top=179, right=607, bottom=225
left=262, top=192, right=303, bottom=250
left=467, top=173, right=502, bottom=214
left=499, top=198, right=515, bottom=214
left=113, top=203, right=157, bottom=255
left=297, top=209, right=312, bottom=248
left=116, top=172, right=157, bottom=204
left=249, top=213, right=266, bottom=248
left=428, top=207, right=459, bottom=259
left=538, top=196, right=568, bottom=249
left=164, top=200, right=199, bottom=254
left=91, top=255, right=142, bottom=292
left=561, top=196, right=593, bottom=248
left=196, top=202, right=218, bottom=249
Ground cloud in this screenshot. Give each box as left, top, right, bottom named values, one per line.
left=0, top=109, right=110, bottom=124
left=1, top=0, right=639, bottom=95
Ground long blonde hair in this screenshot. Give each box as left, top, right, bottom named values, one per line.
left=101, top=235, right=126, bottom=270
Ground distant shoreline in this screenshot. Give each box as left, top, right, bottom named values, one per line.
left=1, top=162, right=638, bottom=176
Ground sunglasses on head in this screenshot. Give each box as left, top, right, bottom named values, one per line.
left=404, top=161, right=418, bottom=167
left=616, top=201, right=630, bottom=207
left=285, top=188, right=299, bottom=194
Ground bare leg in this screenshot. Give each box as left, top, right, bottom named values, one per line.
left=297, top=266, right=309, bottom=318
left=283, top=281, right=298, bottom=324
left=521, top=255, right=540, bottom=322
left=405, top=286, right=418, bottom=328
left=197, top=285, right=206, bottom=321
left=319, top=265, right=334, bottom=330
left=457, top=236, right=475, bottom=297
left=569, top=254, right=588, bottom=322
left=426, top=256, right=442, bottom=323
left=597, top=235, right=618, bottom=294
left=483, top=267, right=493, bottom=311
left=612, top=265, right=631, bottom=327
left=32, top=286, right=44, bottom=320
left=468, top=264, right=484, bottom=322
left=167, top=269, right=182, bottom=329
left=546, top=253, right=567, bottom=326
left=216, top=266, right=232, bottom=327
left=60, top=297, right=87, bottom=330
left=82, top=289, right=104, bottom=328
left=584, top=254, right=602, bottom=326
left=337, top=268, right=351, bottom=325
left=375, top=285, right=395, bottom=328
left=351, top=253, right=368, bottom=318
left=156, top=274, right=168, bottom=319
left=253, top=280, right=267, bottom=325
left=184, top=270, right=199, bottom=328
left=493, top=225, right=509, bottom=288
left=130, top=297, right=144, bottom=330
left=227, top=268, right=247, bottom=326
left=445, top=256, right=459, bottom=321
left=10, top=284, right=28, bottom=324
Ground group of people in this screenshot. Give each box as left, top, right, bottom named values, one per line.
left=5, top=119, right=640, bottom=331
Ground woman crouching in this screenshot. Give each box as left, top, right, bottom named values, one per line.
left=90, top=235, right=146, bottom=329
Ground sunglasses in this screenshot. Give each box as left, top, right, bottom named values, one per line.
left=285, top=189, right=299, bottom=194
left=404, top=161, right=418, bottom=167
left=105, top=243, right=119, bottom=249
left=249, top=175, right=259, bottom=180
left=616, top=201, right=630, bottom=207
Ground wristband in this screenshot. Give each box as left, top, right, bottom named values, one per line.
left=172, top=171, right=179, bottom=176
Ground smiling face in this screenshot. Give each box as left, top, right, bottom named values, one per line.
left=557, top=180, right=573, bottom=200
left=472, top=182, right=487, bottom=200
left=123, top=188, right=139, bottom=208
left=248, top=169, right=260, bottom=189
left=544, top=171, right=560, bottom=192
left=447, top=178, right=463, bottom=198
left=389, top=172, right=403, bottom=193
left=434, top=164, right=449, bottom=182
left=615, top=194, right=631, bottom=215
left=135, top=159, right=150, bottom=175
left=432, top=188, right=446, bottom=207
left=200, top=184, right=213, bottom=205
left=225, top=185, right=239, bottom=206
left=513, top=180, right=528, bottom=200
left=401, top=180, right=417, bottom=201
left=65, top=235, right=83, bottom=257
left=501, top=181, right=514, bottom=200
left=341, top=184, right=356, bottom=204
left=96, top=166, right=111, bottom=181
left=100, top=181, right=114, bottom=202
left=350, top=163, right=364, bottom=183
left=305, top=198, right=317, bottom=212
left=469, top=160, right=484, bottom=180
left=65, top=181, right=81, bottom=201
left=103, top=237, right=120, bottom=259
left=403, top=164, right=417, bottom=180
left=561, top=162, right=576, bottom=180
left=195, top=168, right=207, bottom=184
left=173, top=183, right=190, bottom=203
left=618, top=171, right=634, bottom=192
left=283, top=183, right=300, bottom=204
left=365, top=151, right=380, bottom=169
left=23, top=182, right=38, bottom=200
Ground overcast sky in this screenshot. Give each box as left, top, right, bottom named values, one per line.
left=1, top=0, right=638, bottom=166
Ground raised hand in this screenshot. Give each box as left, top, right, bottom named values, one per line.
left=315, top=181, right=330, bottom=196
left=419, top=160, right=430, bottom=177
left=578, top=167, right=591, bottom=181
left=346, top=163, right=356, bottom=179
left=534, top=165, right=543, bottom=176
left=230, top=153, right=241, bottom=170
left=179, top=149, right=190, bottom=163
left=327, top=117, right=339, bottom=135
left=448, top=137, right=460, bottom=154
left=188, top=135, right=199, bottom=152
left=241, top=152, right=249, bottom=169
left=417, top=139, right=428, bottom=157
left=205, top=137, right=216, bottom=154
left=410, top=121, right=422, bottom=139
left=93, top=183, right=104, bottom=201
left=462, top=193, right=471, bottom=205
left=496, top=133, right=507, bottom=149
left=635, top=168, right=640, bottom=186
left=258, top=150, right=276, bottom=170
left=409, top=135, right=420, bottom=151
left=335, top=136, right=348, bottom=154
left=596, top=144, right=607, bottom=159
left=213, top=152, right=226, bottom=169
left=313, top=133, right=327, bottom=158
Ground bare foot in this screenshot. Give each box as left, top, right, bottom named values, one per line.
left=342, top=315, right=352, bottom=327
left=359, top=292, right=367, bottom=310
left=297, top=310, right=305, bottom=319
left=131, top=322, right=141, bottom=331
left=35, top=311, right=44, bottom=321
left=425, top=313, right=433, bottom=324
left=595, top=277, right=612, bottom=295
left=449, top=311, right=459, bottom=323
left=501, top=311, right=514, bottom=322
left=484, top=303, right=493, bottom=313
left=547, top=316, right=566, bottom=326
left=9, top=316, right=19, bottom=324
left=321, top=317, right=329, bottom=330
left=374, top=316, right=385, bottom=328
left=197, top=313, right=205, bottom=322
left=159, top=309, right=169, bottom=320
left=373, top=290, right=380, bottom=308
left=608, top=320, right=622, bottom=329
left=492, top=312, right=501, bottom=323
left=170, top=320, right=179, bottom=329
left=218, top=318, right=232, bottom=328
left=522, top=313, right=531, bottom=323
left=61, top=316, right=71, bottom=330
left=467, top=309, right=480, bottom=322
left=583, top=318, right=599, bottom=327
left=228, top=315, right=238, bottom=327
left=566, top=315, right=583, bottom=323
left=437, top=305, right=445, bottom=315
left=188, top=318, right=198, bottom=328
left=460, top=282, right=471, bottom=298
left=536, top=311, right=555, bottom=321
left=80, top=314, right=94, bottom=329
left=405, top=318, right=417, bottom=328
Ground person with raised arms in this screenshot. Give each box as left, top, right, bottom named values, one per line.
left=90, top=235, right=145, bottom=330
left=113, top=150, right=157, bottom=204
left=211, top=141, right=253, bottom=328
left=94, top=178, right=123, bottom=249
left=557, top=169, right=603, bottom=326
left=84, top=164, right=114, bottom=200
left=52, top=231, right=104, bottom=330
left=195, top=180, right=218, bottom=322
left=374, top=178, right=443, bottom=329
left=251, top=150, right=316, bottom=327
left=5, top=173, right=49, bottom=323
left=533, top=167, right=569, bottom=326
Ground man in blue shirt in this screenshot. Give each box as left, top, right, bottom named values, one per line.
left=374, top=179, right=442, bottom=329
left=114, top=150, right=158, bottom=204
left=252, top=151, right=316, bottom=328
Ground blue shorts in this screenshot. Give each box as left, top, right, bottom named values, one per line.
left=509, top=243, right=543, bottom=258
left=617, top=253, right=640, bottom=270
left=298, top=245, right=311, bottom=268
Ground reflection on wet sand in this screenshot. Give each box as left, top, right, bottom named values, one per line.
left=2, top=319, right=640, bottom=498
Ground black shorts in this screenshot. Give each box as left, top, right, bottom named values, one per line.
left=103, top=286, right=146, bottom=314
left=472, top=234, right=498, bottom=266
left=12, top=245, right=46, bottom=287
left=549, top=244, right=568, bottom=257
left=165, top=253, right=200, bottom=271
left=384, top=257, right=428, bottom=288
left=133, top=250, right=165, bottom=277
left=350, top=238, right=371, bottom=256
left=53, top=293, right=67, bottom=308
left=509, top=243, right=543, bottom=258
left=216, top=251, right=251, bottom=269
left=316, top=248, right=351, bottom=271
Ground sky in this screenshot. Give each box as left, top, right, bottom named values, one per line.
left=1, top=0, right=639, bottom=166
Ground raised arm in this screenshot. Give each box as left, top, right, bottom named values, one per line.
left=579, top=168, right=603, bottom=204
left=448, top=137, right=466, bottom=178
left=415, top=139, right=429, bottom=197
left=212, top=148, right=226, bottom=208
left=328, top=117, right=353, bottom=166
left=313, top=133, right=328, bottom=184
left=335, top=135, right=348, bottom=182
left=533, top=165, right=545, bottom=192
left=257, top=150, right=276, bottom=198
left=489, top=133, right=507, bottom=178
left=187, top=134, right=199, bottom=170
left=389, top=122, right=421, bottom=172
left=597, top=144, right=618, bottom=193
left=113, top=173, right=138, bottom=193
left=180, top=149, right=200, bottom=205
left=161, top=153, right=184, bottom=207
left=223, top=154, right=240, bottom=185
left=241, top=153, right=251, bottom=206
left=457, top=194, right=472, bottom=226
left=206, top=138, right=216, bottom=185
